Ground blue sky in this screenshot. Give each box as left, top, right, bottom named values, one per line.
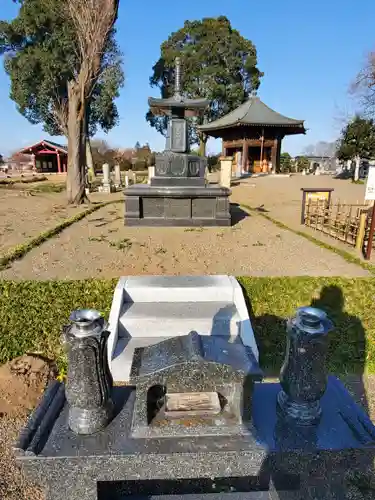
left=0, top=0, right=374, bottom=156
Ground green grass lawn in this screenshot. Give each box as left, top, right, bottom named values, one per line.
left=0, top=277, right=373, bottom=375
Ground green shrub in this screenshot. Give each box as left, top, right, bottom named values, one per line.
left=0, top=277, right=374, bottom=374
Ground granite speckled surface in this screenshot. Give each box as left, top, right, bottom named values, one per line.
left=15, top=377, right=375, bottom=499
left=63, top=325, right=114, bottom=435
left=129, top=332, right=262, bottom=438
left=278, top=307, right=333, bottom=425
left=124, top=185, right=231, bottom=227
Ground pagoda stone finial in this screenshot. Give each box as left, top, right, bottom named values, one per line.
left=147, top=58, right=210, bottom=154
left=175, top=57, right=182, bottom=97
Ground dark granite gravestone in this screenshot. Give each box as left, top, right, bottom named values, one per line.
left=14, top=306, right=375, bottom=500
left=124, top=58, right=231, bottom=227
left=129, top=331, right=263, bottom=438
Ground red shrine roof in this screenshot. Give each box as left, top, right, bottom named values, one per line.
left=19, top=140, right=68, bottom=155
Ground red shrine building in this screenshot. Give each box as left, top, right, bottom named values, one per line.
left=18, top=140, right=68, bottom=173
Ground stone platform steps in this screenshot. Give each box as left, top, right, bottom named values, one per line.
left=107, top=275, right=258, bottom=382
left=119, top=301, right=240, bottom=338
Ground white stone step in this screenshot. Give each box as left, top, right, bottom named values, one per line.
left=121, top=275, right=235, bottom=303
left=111, top=336, right=169, bottom=383
left=111, top=335, right=244, bottom=383
left=119, top=301, right=240, bottom=338
left=107, top=275, right=259, bottom=382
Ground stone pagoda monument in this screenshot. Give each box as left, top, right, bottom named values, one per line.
left=124, top=58, right=231, bottom=226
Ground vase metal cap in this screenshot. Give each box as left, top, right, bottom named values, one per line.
left=69, top=309, right=107, bottom=338
left=295, top=306, right=333, bottom=335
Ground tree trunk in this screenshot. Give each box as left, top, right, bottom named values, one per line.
left=66, top=81, right=88, bottom=205
left=85, top=105, right=96, bottom=179
left=199, top=133, right=208, bottom=157
left=86, top=138, right=95, bottom=179
left=354, top=156, right=361, bottom=181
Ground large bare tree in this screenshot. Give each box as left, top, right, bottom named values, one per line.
left=65, top=0, right=120, bottom=204
left=1, top=0, right=122, bottom=205
left=352, top=51, right=375, bottom=118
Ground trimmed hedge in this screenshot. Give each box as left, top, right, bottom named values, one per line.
left=0, top=277, right=374, bottom=374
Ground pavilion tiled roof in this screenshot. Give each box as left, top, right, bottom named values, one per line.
left=19, top=140, right=68, bottom=155
left=199, top=96, right=305, bottom=133
left=43, top=140, right=68, bottom=153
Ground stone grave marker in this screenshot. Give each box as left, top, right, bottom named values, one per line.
left=114, top=164, right=122, bottom=188
left=102, top=163, right=112, bottom=194
left=14, top=278, right=375, bottom=499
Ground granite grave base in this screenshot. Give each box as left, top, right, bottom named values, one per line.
left=124, top=185, right=231, bottom=227
left=15, top=377, right=375, bottom=500
left=129, top=331, right=263, bottom=439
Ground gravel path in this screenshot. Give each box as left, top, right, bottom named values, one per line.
left=230, top=175, right=375, bottom=264
left=0, top=202, right=369, bottom=279
left=0, top=189, right=122, bottom=255
left=0, top=191, right=79, bottom=254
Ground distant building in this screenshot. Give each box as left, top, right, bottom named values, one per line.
left=199, top=95, right=306, bottom=175
left=17, top=140, right=68, bottom=173
left=295, top=155, right=338, bottom=173
left=4, top=152, right=34, bottom=173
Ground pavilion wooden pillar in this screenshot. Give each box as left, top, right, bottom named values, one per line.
left=57, top=152, right=62, bottom=173
left=271, top=137, right=282, bottom=173
left=260, top=128, right=265, bottom=168
left=242, top=139, right=248, bottom=173
left=271, top=140, right=277, bottom=173
left=276, top=137, right=282, bottom=172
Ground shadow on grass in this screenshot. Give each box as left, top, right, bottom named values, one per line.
left=240, top=282, right=374, bottom=496
left=241, top=283, right=368, bottom=415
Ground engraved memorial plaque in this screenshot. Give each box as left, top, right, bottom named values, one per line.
left=142, top=198, right=165, bottom=218
left=192, top=198, right=215, bottom=218
left=188, top=160, right=200, bottom=177
left=170, top=119, right=187, bottom=153
left=170, top=155, right=186, bottom=176
left=165, top=199, right=191, bottom=218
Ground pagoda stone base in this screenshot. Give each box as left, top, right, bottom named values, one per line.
left=124, top=185, right=231, bottom=227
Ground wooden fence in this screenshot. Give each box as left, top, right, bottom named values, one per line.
left=365, top=211, right=375, bottom=252
left=304, top=201, right=372, bottom=249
